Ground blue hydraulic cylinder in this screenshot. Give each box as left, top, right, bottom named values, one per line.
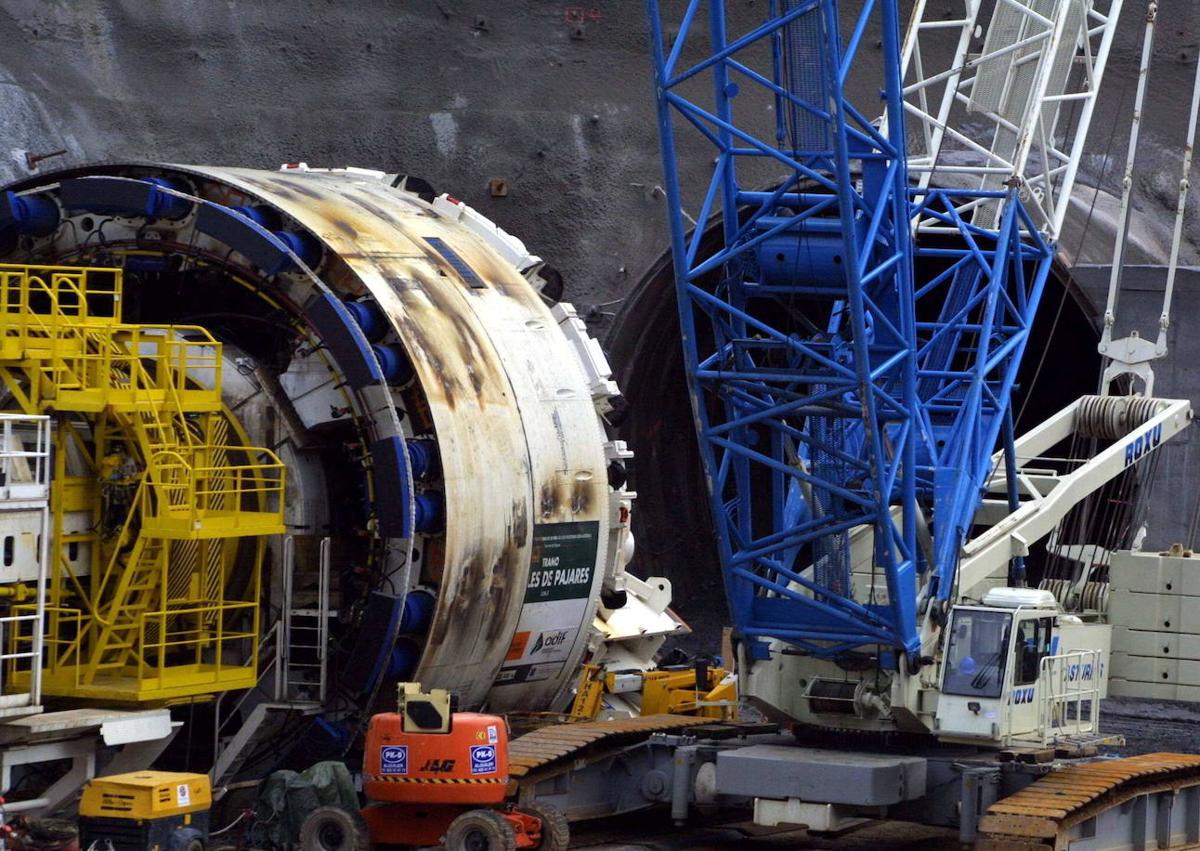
left=0, top=191, right=59, bottom=236
left=406, top=440, right=437, bottom=480
left=414, top=491, right=444, bottom=534
left=372, top=344, right=414, bottom=385
left=387, top=638, right=422, bottom=679
left=274, top=229, right=322, bottom=268
left=345, top=300, right=389, bottom=341
left=143, top=178, right=191, bottom=220
left=400, top=589, right=436, bottom=634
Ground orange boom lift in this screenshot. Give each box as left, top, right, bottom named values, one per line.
left=301, top=683, right=566, bottom=851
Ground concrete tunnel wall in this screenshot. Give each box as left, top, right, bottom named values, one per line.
left=2, top=0, right=1200, bottom=630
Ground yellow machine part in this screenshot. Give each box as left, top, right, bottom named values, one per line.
left=398, top=681, right=452, bottom=732
left=80, top=771, right=212, bottom=820
left=569, top=664, right=738, bottom=721
left=0, top=262, right=284, bottom=703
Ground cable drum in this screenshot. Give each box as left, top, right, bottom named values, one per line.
left=1038, top=578, right=1110, bottom=614
left=1038, top=577, right=1072, bottom=606
left=805, top=679, right=859, bottom=715
left=1077, top=395, right=1161, bottom=440
left=1079, top=580, right=1110, bottom=613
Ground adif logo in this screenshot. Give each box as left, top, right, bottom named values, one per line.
left=530, top=630, right=569, bottom=655
left=1124, top=423, right=1163, bottom=467
left=470, top=745, right=497, bottom=775
left=1012, top=687, right=1036, bottom=705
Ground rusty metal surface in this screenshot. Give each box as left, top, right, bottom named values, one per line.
left=182, top=165, right=610, bottom=709
left=978, top=752, right=1200, bottom=846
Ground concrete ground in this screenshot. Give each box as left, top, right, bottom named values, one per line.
left=570, top=813, right=958, bottom=850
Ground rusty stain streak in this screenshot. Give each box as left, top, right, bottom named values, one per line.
left=346, top=192, right=403, bottom=226
left=331, top=218, right=359, bottom=238
left=282, top=180, right=324, bottom=200
left=571, top=479, right=593, bottom=515
left=510, top=498, right=530, bottom=549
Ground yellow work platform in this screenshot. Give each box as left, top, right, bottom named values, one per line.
left=0, top=261, right=285, bottom=704
left=21, top=664, right=258, bottom=704
left=142, top=510, right=286, bottom=540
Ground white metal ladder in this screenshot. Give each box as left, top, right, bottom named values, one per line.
left=280, top=535, right=331, bottom=703
left=0, top=414, right=49, bottom=718
left=211, top=535, right=331, bottom=787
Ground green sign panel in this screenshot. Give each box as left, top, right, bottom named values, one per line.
left=524, top=521, right=600, bottom=603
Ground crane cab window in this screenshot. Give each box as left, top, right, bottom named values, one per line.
left=943, top=609, right=1011, bottom=699
left=1013, top=617, right=1053, bottom=686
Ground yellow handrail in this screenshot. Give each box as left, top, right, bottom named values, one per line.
left=136, top=601, right=258, bottom=685
left=93, top=474, right=153, bottom=608
left=142, top=448, right=286, bottom=522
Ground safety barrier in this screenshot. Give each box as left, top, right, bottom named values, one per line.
left=1036, top=649, right=1103, bottom=745
left=141, top=449, right=286, bottom=539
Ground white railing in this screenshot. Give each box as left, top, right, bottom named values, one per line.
left=0, top=415, right=49, bottom=503
left=1037, top=648, right=1102, bottom=745
left=0, top=414, right=50, bottom=708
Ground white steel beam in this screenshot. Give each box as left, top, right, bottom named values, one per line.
left=956, top=397, right=1191, bottom=599
left=891, top=0, right=1123, bottom=242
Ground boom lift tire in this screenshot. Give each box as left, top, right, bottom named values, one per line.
left=443, top=809, right=517, bottom=851
left=523, top=802, right=569, bottom=851
left=298, top=806, right=369, bottom=851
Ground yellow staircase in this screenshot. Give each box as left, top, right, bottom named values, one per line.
left=0, top=262, right=284, bottom=702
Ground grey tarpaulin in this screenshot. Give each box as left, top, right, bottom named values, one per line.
left=248, top=762, right=358, bottom=849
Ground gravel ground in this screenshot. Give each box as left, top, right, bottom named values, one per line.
left=1100, top=697, right=1200, bottom=755
left=570, top=813, right=958, bottom=851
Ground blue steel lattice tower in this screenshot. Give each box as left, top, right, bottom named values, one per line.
left=645, top=0, right=1054, bottom=669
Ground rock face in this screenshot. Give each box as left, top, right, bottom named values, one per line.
left=0, top=1, right=1195, bottom=299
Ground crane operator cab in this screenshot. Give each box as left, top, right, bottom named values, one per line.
left=934, top=588, right=1110, bottom=747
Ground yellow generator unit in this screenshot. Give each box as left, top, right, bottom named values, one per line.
left=79, top=771, right=211, bottom=851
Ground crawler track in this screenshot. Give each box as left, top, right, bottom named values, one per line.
left=507, top=714, right=711, bottom=783
left=978, top=752, right=1200, bottom=849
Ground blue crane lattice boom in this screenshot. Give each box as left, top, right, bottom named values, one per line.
left=646, top=0, right=1055, bottom=667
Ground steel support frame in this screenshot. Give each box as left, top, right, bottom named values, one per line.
left=910, top=187, right=1054, bottom=613
left=647, top=0, right=1052, bottom=664
left=957, top=396, right=1191, bottom=598
left=896, top=0, right=1123, bottom=241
